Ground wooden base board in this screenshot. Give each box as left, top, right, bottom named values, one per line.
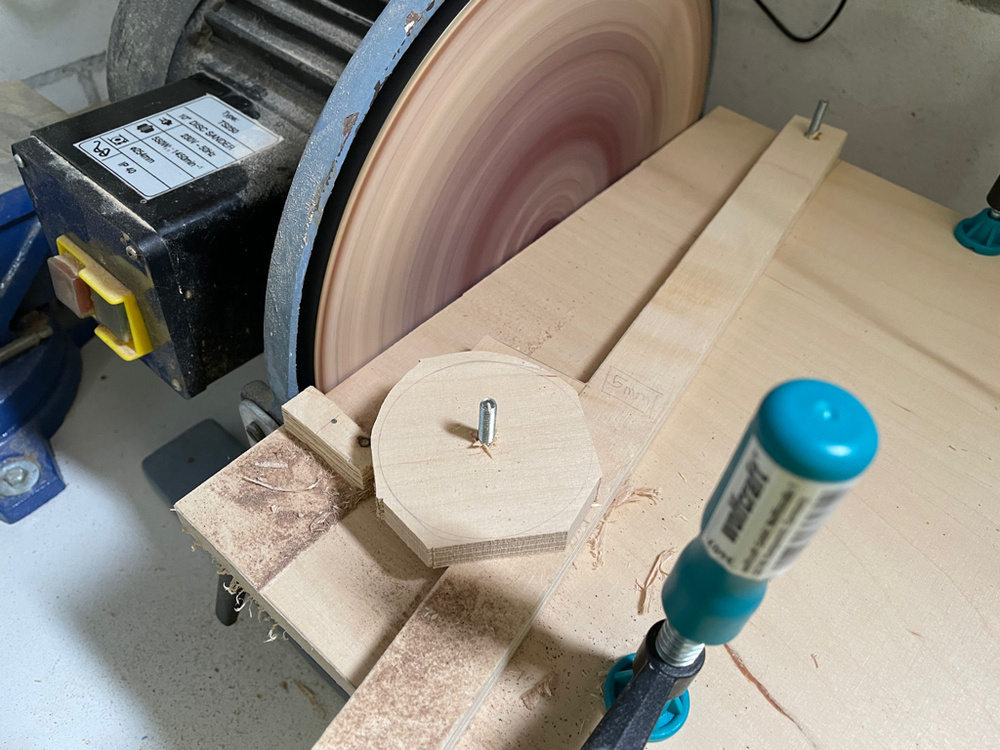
left=458, top=161, right=1000, bottom=749
left=313, top=114, right=846, bottom=749
left=371, top=351, right=602, bottom=568
left=174, top=108, right=1000, bottom=748
left=175, top=108, right=777, bottom=693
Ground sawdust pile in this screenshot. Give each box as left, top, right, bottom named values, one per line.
left=239, top=471, right=369, bottom=534
left=306, top=485, right=369, bottom=533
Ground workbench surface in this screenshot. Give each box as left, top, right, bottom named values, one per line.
left=178, top=108, right=1000, bottom=748
left=462, top=124, right=1000, bottom=750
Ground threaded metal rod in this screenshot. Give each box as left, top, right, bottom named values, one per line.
left=805, top=99, right=829, bottom=138
left=654, top=617, right=704, bottom=668
left=478, top=398, right=497, bottom=446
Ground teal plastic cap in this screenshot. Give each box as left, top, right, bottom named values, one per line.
left=755, top=380, right=878, bottom=482
left=954, top=209, right=1000, bottom=257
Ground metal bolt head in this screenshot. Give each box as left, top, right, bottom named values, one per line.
left=125, top=244, right=141, bottom=261
left=0, top=458, right=41, bottom=497
left=478, top=398, right=497, bottom=446
left=13, top=153, right=25, bottom=169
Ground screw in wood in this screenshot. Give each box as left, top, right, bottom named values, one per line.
left=478, top=398, right=497, bottom=446
left=805, top=99, right=829, bottom=139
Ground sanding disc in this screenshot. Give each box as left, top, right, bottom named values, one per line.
left=312, top=0, right=712, bottom=390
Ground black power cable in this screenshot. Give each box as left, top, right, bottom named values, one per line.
left=751, top=0, right=849, bottom=43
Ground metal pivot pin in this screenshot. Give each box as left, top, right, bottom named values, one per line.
left=805, top=99, right=829, bottom=139
left=478, top=398, right=497, bottom=446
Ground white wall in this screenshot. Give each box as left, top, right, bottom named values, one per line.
left=0, top=0, right=118, bottom=80
left=2, top=0, right=997, bottom=213
left=0, top=0, right=119, bottom=111
left=707, top=0, right=1000, bottom=215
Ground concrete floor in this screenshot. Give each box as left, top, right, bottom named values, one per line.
left=0, top=341, right=346, bottom=749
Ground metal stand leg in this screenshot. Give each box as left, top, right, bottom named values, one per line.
left=216, top=573, right=240, bottom=626
left=141, top=419, right=247, bottom=626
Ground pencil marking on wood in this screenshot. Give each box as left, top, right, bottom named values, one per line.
left=601, top=367, right=661, bottom=416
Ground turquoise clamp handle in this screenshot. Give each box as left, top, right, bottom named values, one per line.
left=661, top=379, right=878, bottom=645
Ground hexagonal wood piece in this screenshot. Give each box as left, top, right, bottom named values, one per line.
left=371, top=351, right=602, bottom=567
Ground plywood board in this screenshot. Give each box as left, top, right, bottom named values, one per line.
left=176, top=108, right=1000, bottom=748
left=458, top=165, right=1000, bottom=749
left=371, top=351, right=601, bottom=567
left=175, top=107, right=776, bottom=692
left=314, top=114, right=845, bottom=749
left=472, top=336, right=585, bottom=394
left=283, top=388, right=373, bottom=489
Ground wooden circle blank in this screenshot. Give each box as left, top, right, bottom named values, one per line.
left=371, top=352, right=602, bottom=567
left=313, top=0, right=712, bottom=389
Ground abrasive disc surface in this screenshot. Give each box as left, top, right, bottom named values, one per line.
left=314, top=0, right=712, bottom=389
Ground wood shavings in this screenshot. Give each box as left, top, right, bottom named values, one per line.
left=266, top=624, right=282, bottom=643
left=463, top=427, right=495, bottom=459
left=636, top=547, right=675, bottom=614
left=587, top=479, right=662, bottom=567
left=241, top=476, right=321, bottom=493
left=309, top=511, right=335, bottom=533
left=519, top=672, right=557, bottom=710
left=254, top=461, right=288, bottom=469
left=468, top=439, right=494, bottom=460
left=309, top=486, right=370, bottom=533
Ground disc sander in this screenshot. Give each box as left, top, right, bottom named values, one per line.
left=268, top=0, right=713, bottom=398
